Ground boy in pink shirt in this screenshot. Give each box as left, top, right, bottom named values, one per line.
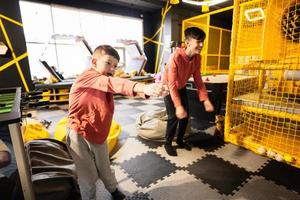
left=163, top=27, right=214, bottom=156
left=67, top=45, right=167, bottom=200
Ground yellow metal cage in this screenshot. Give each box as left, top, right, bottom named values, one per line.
left=225, top=0, right=300, bottom=168
left=182, top=6, right=233, bottom=75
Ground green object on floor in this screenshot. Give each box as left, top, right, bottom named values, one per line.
left=0, top=93, right=15, bottom=113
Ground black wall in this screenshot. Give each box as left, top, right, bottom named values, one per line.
left=143, top=6, right=202, bottom=73
left=210, top=10, right=233, bottom=30
left=143, top=11, right=161, bottom=72
left=0, top=0, right=33, bottom=91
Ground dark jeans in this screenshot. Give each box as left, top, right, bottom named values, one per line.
left=164, top=87, right=189, bottom=145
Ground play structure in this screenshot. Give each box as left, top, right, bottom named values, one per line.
left=225, top=0, right=300, bottom=168
left=182, top=6, right=233, bottom=75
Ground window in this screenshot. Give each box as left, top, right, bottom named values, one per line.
left=19, top=1, right=143, bottom=79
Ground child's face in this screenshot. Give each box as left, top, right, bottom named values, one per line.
left=185, top=37, right=204, bottom=55
left=92, top=54, right=118, bottom=76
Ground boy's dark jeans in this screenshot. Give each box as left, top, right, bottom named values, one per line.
left=164, top=87, right=189, bottom=145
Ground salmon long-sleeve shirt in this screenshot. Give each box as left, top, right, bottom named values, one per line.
left=68, top=68, right=137, bottom=144
left=163, top=47, right=208, bottom=108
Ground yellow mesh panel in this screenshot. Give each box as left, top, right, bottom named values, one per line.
left=235, top=0, right=268, bottom=64
left=226, top=0, right=300, bottom=168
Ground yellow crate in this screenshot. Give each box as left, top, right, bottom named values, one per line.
left=226, top=0, right=300, bottom=168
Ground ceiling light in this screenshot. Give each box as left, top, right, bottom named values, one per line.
left=182, top=0, right=228, bottom=6
left=170, top=0, right=180, bottom=4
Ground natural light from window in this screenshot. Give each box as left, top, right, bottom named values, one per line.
left=19, top=1, right=143, bottom=79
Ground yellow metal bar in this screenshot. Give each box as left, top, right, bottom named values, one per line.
left=225, top=0, right=240, bottom=140
left=185, top=21, right=206, bottom=27
left=239, top=0, right=266, bottom=6
left=204, top=15, right=210, bottom=74
left=184, top=21, right=232, bottom=33
left=182, top=21, right=186, bottom=42
left=240, top=105, right=300, bottom=122
left=261, top=0, right=268, bottom=60
left=218, top=30, right=223, bottom=71
left=143, top=36, right=164, bottom=45
left=144, top=26, right=163, bottom=45
left=238, top=47, right=262, bottom=51
left=0, top=19, right=29, bottom=92
left=235, top=0, right=245, bottom=64
left=0, top=52, right=28, bottom=72
left=203, top=69, right=229, bottom=74
left=207, top=54, right=230, bottom=57
left=182, top=5, right=234, bottom=23
left=154, top=2, right=172, bottom=73
left=209, top=25, right=231, bottom=32
left=258, top=69, right=265, bottom=93
left=0, top=14, right=23, bottom=27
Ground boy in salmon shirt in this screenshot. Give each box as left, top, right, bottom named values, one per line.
left=67, top=45, right=167, bottom=200
left=163, top=27, right=214, bottom=156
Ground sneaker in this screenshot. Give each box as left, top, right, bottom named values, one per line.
left=164, top=144, right=177, bottom=156
left=111, top=188, right=127, bottom=200
left=176, top=141, right=192, bottom=151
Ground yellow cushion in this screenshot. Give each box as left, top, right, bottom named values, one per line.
left=22, top=118, right=50, bottom=143
left=54, top=117, right=121, bottom=153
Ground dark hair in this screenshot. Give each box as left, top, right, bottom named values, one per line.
left=93, top=45, right=120, bottom=61
left=184, top=27, right=206, bottom=41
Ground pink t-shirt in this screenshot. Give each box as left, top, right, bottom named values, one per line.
left=163, top=47, right=208, bottom=107
left=68, top=68, right=137, bottom=144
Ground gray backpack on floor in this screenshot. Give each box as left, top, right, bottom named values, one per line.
left=25, top=139, right=81, bottom=200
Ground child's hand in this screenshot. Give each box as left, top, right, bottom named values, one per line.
left=176, top=106, right=188, bottom=119
left=143, top=83, right=161, bottom=97
left=143, top=83, right=169, bottom=97
left=204, top=100, right=214, bottom=112
left=160, top=84, right=169, bottom=97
